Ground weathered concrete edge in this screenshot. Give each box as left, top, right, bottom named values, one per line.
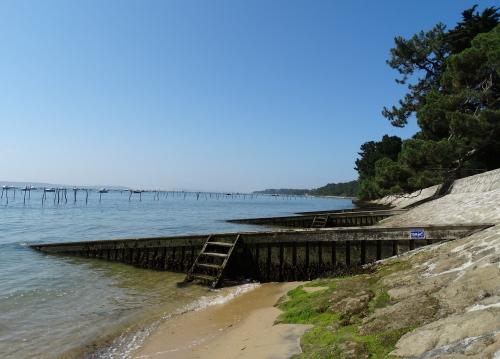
left=226, top=209, right=407, bottom=223
left=29, top=224, right=493, bottom=251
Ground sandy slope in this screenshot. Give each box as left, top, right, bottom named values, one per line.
left=134, top=282, right=310, bottom=359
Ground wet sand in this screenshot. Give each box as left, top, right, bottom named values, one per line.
left=134, top=282, right=311, bottom=359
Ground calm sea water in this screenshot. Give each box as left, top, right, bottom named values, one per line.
left=0, top=190, right=353, bottom=358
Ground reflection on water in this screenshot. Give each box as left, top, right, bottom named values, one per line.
left=0, top=191, right=353, bottom=358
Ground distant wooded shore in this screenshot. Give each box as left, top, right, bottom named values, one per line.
left=254, top=180, right=358, bottom=197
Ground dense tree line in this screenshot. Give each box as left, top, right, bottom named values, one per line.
left=254, top=181, right=358, bottom=197
left=310, top=180, right=358, bottom=197
left=357, top=5, right=499, bottom=200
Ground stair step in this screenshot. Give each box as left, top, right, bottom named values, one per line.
left=206, top=241, right=234, bottom=247
left=192, top=274, right=216, bottom=282
left=196, top=263, right=222, bottom=269
left=184, top=234, right=240, bottom=289
left=202, top=252, right=228, bottom=258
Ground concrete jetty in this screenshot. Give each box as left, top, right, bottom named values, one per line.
left=226, top=209, right=407, bottom=228
left=30, top=224, right=490, bottom=285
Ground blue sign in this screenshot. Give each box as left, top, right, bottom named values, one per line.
left=410, top=229, right=425, bottom=239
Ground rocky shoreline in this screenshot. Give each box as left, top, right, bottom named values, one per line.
left=273, top=169, right=500, bottom=358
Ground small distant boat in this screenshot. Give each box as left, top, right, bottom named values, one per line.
left=98, top=188, right=109, bottom=193
left=44, top=188, right=56, bottom=193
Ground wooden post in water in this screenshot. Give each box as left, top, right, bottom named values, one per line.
left=3, top=187, right=8, bottom=204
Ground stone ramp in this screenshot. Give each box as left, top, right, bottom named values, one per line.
left=366, top=168, right=500, bottom=358
left=374, top=168, right=500, bottom=210
left=379, top=169, right=500, bottom=227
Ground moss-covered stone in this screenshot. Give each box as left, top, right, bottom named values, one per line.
left=276, top=260, right=423, bottom=358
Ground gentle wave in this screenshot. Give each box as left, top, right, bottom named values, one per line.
left=94, top=283, right=261, bottom=359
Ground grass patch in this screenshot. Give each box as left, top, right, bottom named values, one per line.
left=371, top=290, right=392, bottom=309
left=277, top=263, right=414, bottom=358
left=294, top=320, right=411, bottom=358
left=276, top=285, right=337, bottom=325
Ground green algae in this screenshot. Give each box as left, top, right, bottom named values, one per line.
left=276, top=261, right=414, bottom=358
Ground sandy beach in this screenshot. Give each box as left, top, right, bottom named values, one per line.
left=134, top=282, right=311, bottom=359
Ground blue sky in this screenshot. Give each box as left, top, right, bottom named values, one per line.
left=0, top=0, right=496, bottom=191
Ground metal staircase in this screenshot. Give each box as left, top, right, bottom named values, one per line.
left=184, top=234, right=241, bottom=288
left=311, top=215, right=329, bottom=228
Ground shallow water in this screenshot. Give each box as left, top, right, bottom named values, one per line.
left=0, top=190, right=353, bottom=358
